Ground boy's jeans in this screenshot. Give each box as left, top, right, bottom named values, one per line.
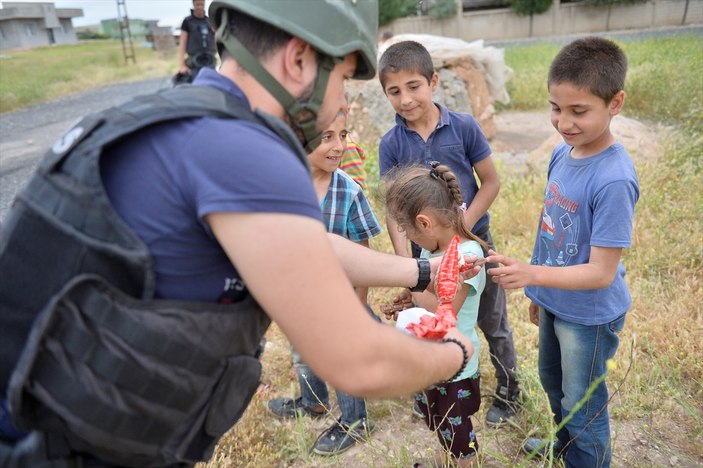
left=292, top=348, right=366, bottom=426
left=538, top=308, right=626, bottom=468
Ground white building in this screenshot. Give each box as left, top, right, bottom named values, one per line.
left=0, top=2, right=83, bottom=50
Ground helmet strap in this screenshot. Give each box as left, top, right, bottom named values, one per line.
left=217, top=9, right=337, bottom=151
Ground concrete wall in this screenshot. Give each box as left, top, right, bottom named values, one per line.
left=387, top=0, right=703, bottom=42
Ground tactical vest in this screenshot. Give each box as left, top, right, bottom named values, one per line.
left=0, top=85, right=309, bottom=467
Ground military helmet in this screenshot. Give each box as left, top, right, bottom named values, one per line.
left=209, top=0, right=379, bottom=150
left=209, top=0, right=378, bottom=80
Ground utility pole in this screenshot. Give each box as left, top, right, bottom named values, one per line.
left=116, top=0, right=136, bottom=64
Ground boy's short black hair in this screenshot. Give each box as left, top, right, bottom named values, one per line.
left=378, top=40, right=435, bottom=89
left=548, top=37, right=627, bottom=103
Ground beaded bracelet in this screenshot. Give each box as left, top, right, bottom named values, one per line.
left=441, top=337, right=469, bottom=383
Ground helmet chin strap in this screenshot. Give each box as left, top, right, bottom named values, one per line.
left=217, top=9, right=337, bottom=151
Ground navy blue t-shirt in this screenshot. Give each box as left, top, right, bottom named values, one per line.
left=379, top=102, right=492, bottom=232
left=101, top=68, right=322, bottom=302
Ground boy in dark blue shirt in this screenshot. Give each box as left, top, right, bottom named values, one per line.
left=378, top=40, right=521, bottom=426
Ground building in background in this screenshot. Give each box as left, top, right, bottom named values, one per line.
left=0, top=1, right=82, bottom=50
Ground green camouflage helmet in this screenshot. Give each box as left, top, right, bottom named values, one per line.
left=209, top=0, right=379, bottom=150
left=209, top=0, right=378, bottom=80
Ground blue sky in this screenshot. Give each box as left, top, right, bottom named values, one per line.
left=0, top=0, right=212, bottom=29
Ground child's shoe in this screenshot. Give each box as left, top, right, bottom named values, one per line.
left=312, top=418, right=375, bottom=455
left=267, top=397, right=326, bottom=419
left=485, top=385, right=521, bottom=427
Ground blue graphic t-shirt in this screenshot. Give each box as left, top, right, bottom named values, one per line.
left=525, top=142, right=639, bottom=325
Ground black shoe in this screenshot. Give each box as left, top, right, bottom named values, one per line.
left=312, top=419, right=375, bottom=456
left=411, top=400, right=424, bottom=419
left=267, top=397, right=326, bottom=419
left=485, top=385, right=521, bottom=427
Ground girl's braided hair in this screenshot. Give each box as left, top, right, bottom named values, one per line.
left=385, top=162, right=486, bottom=249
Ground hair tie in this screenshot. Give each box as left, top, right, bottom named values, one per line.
left=429, top=160, right=440, bottom=180
left=458, top=202, right=467, bottom=213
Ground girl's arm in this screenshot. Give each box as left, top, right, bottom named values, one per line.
left=464, top=157, right=500, bottom=231
left=207, top=211, right=470, bottom=397
left=486, top=246, right=622, bottom=290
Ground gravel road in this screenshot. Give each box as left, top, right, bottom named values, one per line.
left=0, top=76, right=171, bottom=222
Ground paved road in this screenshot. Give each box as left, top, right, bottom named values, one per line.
left=0, top=76, right=171, bottom=222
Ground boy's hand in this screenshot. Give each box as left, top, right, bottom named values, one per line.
left=529, top=302, right=540, bottom=326
left=380, top=289, right=414, bottom=321
left=485, top=249, right=532, bottom=289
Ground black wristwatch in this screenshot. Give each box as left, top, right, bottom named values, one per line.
left=409, top=257, right=431, bottom=292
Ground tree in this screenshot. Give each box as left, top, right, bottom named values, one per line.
left=584, top=0, right=649, bottom=31
left=427, top=0, right=459, bottom=19
left=380, top=0, right=419, bottom=25
left=510, top=0, right=552, bottom=37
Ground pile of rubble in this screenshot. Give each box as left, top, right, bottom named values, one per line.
left=346, top=33, right=513, bottom=146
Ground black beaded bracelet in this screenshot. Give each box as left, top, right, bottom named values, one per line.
left=409, top=257, right=431, bottom=292
left=441, top=338, right=469, bottom=383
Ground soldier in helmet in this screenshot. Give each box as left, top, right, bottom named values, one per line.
left=175, top=0, right=217, bottom=84
left=0, top=1, right=480, bottom=466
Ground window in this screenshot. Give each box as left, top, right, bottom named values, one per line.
left=0, top=26, right=5, bottom=40
left=25, top=23, right=36, bottom=36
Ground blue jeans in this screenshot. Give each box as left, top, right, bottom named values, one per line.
left=538, top=308, right=626, bottom=468
left=291, top=348, right=366, bottom=426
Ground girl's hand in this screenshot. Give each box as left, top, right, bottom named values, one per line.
left=380, top=289, right=414, bottom=321
left=529, top=302, right=540, bottom=326
left=485, top=249, right=533, bottom=290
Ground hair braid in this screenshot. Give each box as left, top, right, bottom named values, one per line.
left=432, top=163, right=465, bottom=208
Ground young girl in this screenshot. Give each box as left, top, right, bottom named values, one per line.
left=385, top=162, right=487, bottom=466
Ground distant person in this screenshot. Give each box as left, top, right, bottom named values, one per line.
left=486, top=37, right=639, bottom=467
left=377, top=40, right=522, bottom=427
left=339, top=134, right=369, bottom=191
left=175, top=0, right=216, bottom=84
left=268, top=109, right=381, bottom=456
left=384, top=162, right=487, bottom=467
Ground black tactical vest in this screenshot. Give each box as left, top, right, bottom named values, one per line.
left=0, top=85, right=308, bottom=467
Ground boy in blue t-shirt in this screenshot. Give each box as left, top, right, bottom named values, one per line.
left=486, top=37, right=640, bottom=467
left=378, top=40, right=521, bottom=426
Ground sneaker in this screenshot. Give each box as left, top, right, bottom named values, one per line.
left=267, top=397, right=326, bottom=419
left=485, top=385, right=521, bottom=427
left=521, top=437, right=564, bottom=459
left=312, top=419, right=375, bottom=456
left=411, top=400, right=424, bottom=419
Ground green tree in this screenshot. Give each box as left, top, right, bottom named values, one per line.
left=380, top=0, right=420, bottom=25
left=427, top=0, right=459, bottom=19
left=510, top=0, right=552, bottom=37
left=584, top=0, right=649, bottom=31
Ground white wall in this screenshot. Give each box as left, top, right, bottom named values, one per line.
left=387, top=0, right=703, bottom=42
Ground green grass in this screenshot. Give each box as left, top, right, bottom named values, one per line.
left=0, top=40, right=175, bottom=113
left=501, top=33, right=703, bottom=132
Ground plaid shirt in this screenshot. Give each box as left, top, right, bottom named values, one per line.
left=321, top=169, right=381, bottom=242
